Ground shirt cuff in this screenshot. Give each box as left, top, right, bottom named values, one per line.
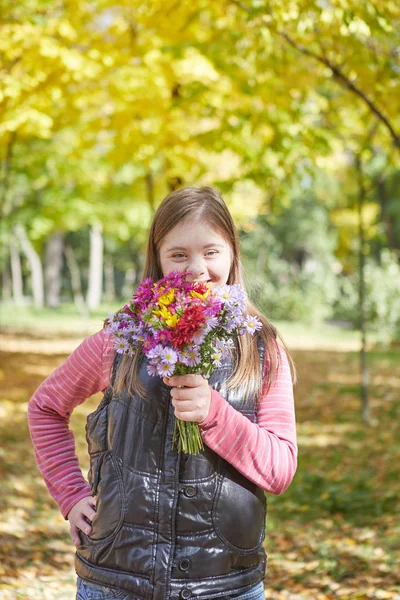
left=61, top=483, right=93, bottom=521
left=198, top=387, right=226, bottom=430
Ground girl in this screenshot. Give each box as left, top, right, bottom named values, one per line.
left=28, top=186, right=297, bottom=600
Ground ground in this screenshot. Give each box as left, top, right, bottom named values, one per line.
left=0, top=329, right=399, bottom=599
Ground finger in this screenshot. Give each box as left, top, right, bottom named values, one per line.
left=76, top=517, right=92, bottom=536
left=171, top=397, right=194, bottom=411
left=70, top=523, right=82, bottom=547
left=83, top=505, right=97, bottom=521
left=170, top=387, right=196, bottom=401
left=170, top=387, right=183, bottom=400
left=174, top=409, right=198, bottom=421
left=166, top=374, right=204, bottom=388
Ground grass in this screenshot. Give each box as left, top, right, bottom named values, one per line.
left=0, top=302, right=369, bottom=350
left=0, top=301, right=121, bottom=338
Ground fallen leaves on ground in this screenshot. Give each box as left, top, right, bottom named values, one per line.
left=0, top=344, right=399, bottom=599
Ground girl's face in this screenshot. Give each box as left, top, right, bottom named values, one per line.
left=159, top=219, right=232, bottom=289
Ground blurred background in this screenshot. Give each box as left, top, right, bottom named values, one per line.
left=0, top=1, right=399, bottom=598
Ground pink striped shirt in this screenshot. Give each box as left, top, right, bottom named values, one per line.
left=27, top=329, right=297, bottom=520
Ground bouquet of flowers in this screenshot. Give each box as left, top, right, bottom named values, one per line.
left=106, top=271, right=262, bottom=454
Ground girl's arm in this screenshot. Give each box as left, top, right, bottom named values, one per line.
left=27, top=329, right=114, bottom=519
left=198, top=348, right=297, bottom=495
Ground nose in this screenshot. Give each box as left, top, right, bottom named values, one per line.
left=185, top=263, right=206, bottom=279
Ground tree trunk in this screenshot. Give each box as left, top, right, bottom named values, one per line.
left=104, top=254, right=116, bottom=303
left=86, top=222, right=104, bottom=311
left=64, top=245, right=89, bottom=318
left=10, top=237, right=25, bottom=306
left=44, top=231, right=64, bottom=309
left=2, top=253, right=12, bottom=302
left=1, top=131, right=16, bottom=215
left=146, top=170, right=156, bottom=214
left=356, top=156, right=371, bottom=425
left=131, top=246, right=144, bottom=286
left=13, top=224, right=44, bottom=308
left=256, top=245, right=267, bottom=274
left=168, top=175, right=184, bottom=192
left=122, top=267, right=137, bottom=298
left=376, top=174, right=399, bottom=251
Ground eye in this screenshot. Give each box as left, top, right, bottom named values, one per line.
left=172, top=253, right=185, bottom=259
left=206, top=251, right=218, bottom=257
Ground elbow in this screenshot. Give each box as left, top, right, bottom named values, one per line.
left=27, top=396, right=39, bottom=440
left=27, top=396, right=36, bottom=425
left=265, top=445, right=298, bottom=496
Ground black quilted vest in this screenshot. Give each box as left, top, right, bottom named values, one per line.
left=75, top=338, right=267, bottom=600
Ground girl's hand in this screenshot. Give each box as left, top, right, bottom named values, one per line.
left=67, top=495, right=97, bottom=547
left=163, top=374, right=211, bottom=423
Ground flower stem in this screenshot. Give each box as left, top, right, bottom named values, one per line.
left=172, top=418, right=204, bottom=454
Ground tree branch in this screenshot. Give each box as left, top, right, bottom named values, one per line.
left=230, top=0, right=400, bottom=148
left=272, top=26, right=400, bottom=148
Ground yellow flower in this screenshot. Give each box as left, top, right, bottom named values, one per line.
left=154, top=305, right=179, bottom=327
left=158, top=289, right=175, bottom=307
left=190, top=288, right=210, bottom=300
left=165, top=312, right=179, bottom=327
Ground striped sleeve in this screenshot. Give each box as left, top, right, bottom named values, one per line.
left=27, top=329, right=116, bottom=520
left=198, top=348, right=297, bottom=495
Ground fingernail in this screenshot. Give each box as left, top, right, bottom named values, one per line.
left=85, top=528, right=90, bottom=534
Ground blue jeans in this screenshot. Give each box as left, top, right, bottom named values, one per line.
left=76, top=576, right=265, bottom=600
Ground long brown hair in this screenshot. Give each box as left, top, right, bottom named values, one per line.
left=105, top=186, right=296, bottom=400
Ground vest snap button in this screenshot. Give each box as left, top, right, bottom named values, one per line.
left=184, top=486, right=197, bottom=497
left=180, top=588, right=192, bottom=599
left=179, top=558, right=191, bottom=572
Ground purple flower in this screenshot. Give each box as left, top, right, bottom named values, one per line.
left=128, top=324, right=146, bottom=345
left=204, top=298, right=223, bottom=317
left=192, top=327, right=207, bottom=345
left=106, top=320, right=121, bottom=335
left=118, top=319, right=130, bottom=330
left=212, top=339, right=225, bottom=353
left=211, top=339, right=231, bottom=367
left=153, top=329, right=172, bottom=344
left=211, top=355, right=222, bottom=367
left=214, top=284, right=247, bottom=311
left=225, top=302, right=243, bottom=318
left=181, top=345, right=201, bottom=367
left=161, top=347, right=178, bottom=365
left=210, top=342, right=223, bottom=367
left=156, top=270, right=190, bottom=292
left=146, top=343, right=165, bottom=361
left=244, top=315, right=262, bottom=334
left=147, top=361, right=159, bottom=376
left=225, top=318, right=238, bottom=332
left=133, top=278, right=156, bottom=311
left=174, top=290, right=188, bottom=304
left=127, top=346, right=136, bottom=358
left=114, top=337, right=129, bottom=354
left=156, top=361, right=175, bottom=377
left=203, top=316, right=219, bottom=332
